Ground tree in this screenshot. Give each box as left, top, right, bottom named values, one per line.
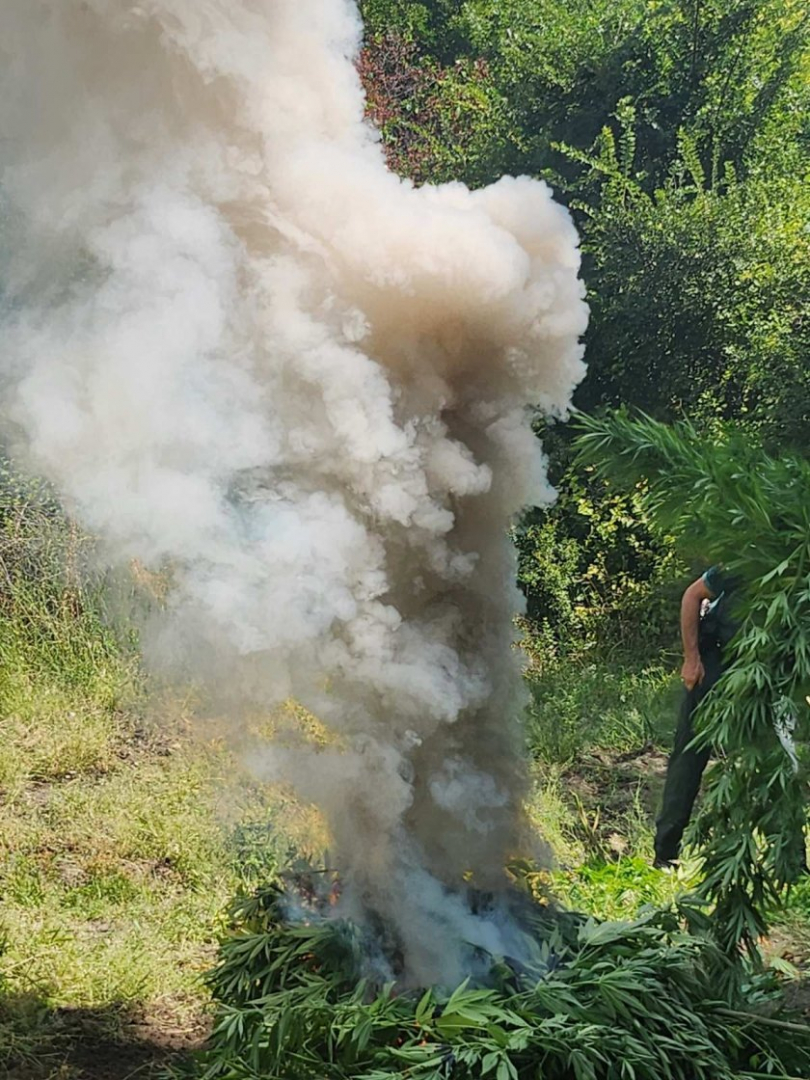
left=361, top=0, right=810, bottom=191
left=358, top=31, right=518, bottom=185
left=357, top=0, right=810, bottom=649
left=568, top=119, right=810, bottom=446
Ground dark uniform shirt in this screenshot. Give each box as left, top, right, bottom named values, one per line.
left=700, top=564, right=740, bottom=650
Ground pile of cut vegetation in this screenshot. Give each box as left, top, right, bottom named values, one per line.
left=176, top=875, right=810, bottom=1080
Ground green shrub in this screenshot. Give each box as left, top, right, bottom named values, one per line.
left=516, top=448, right=683, bottom=662
left=550, top=857, right=691, bottom=922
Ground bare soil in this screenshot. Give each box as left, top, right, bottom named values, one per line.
left=3, top=1001, right=209, bottom=1080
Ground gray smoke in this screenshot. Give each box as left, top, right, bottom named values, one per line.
left=0, top=0, right=588, bottom=984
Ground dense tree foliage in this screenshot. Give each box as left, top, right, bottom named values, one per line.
left=360, top=0, right=809, bottom=194
left=358, top=0, right=810, bottom=651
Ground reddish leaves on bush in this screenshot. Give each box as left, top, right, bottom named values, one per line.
left=358, top=32, right=495, bottom=184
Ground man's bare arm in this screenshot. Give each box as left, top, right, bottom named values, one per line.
left=681, top=577, right=713, bottom=689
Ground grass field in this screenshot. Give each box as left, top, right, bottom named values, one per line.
left=0, top=671, right=317, bottom=1078
left=0, top=481, right=280, bottom=1077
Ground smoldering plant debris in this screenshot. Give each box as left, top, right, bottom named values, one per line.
left=265, top=864, right=576, bottom=988
left=178, top=870, right=810, bottom=1080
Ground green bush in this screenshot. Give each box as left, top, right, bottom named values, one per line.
left=572, top=133, right=810, bottom=446
left=516, top=461, right=683, bottom=662
left=552, top=858, right=687, bottom=922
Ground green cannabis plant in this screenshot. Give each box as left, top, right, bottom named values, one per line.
left=175, top=881, right=810, bottom=1080
left=575, top=410, right=810, bottom=964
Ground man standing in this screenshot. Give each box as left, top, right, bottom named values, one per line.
left=653, top=565, right=736, bottom=869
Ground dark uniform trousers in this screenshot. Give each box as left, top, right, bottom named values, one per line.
left=654, top=641, right=723, bottom=865
left=655, top=640, right=807, bottom=872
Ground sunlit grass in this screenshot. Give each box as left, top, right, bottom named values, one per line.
left=525, top=658, right=679, bottom=764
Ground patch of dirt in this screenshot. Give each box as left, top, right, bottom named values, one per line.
left=3, top=1001, right=210, bottom=1080
left=781, top=976, right=810, bottom=1020
left=62, top=1013, right=205, bottom=1080
left=112, top=722, right=179, bottom=767
left=562, top=743, right=669, bottom=850
left=53, top=1039, right=184, bottom=1080
left=762, top=922, right=810, bottom=975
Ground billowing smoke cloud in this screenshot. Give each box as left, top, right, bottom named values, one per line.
left=0, top=1, right=587, bottom=984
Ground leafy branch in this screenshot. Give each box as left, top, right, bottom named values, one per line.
left=574, top=409, right=810, bottom=968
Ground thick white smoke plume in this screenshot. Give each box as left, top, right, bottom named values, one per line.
left=0, top=1, right=587, bottom=984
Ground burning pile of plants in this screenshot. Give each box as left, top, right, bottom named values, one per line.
left=176, top=868, right=810, bottom=1080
